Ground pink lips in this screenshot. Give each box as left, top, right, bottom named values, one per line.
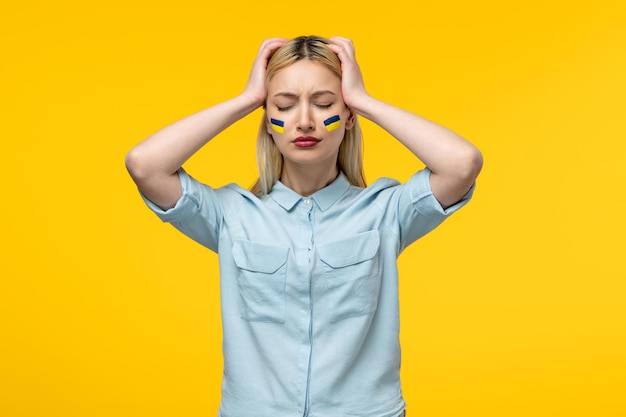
left=293, top=136, right=321, bottom=148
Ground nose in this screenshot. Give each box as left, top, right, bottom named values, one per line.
left=296, top=106, right=314, bottom=132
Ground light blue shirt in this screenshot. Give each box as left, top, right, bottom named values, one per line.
left=141, top=168, right=474, bottom=417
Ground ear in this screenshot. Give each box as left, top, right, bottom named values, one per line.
left=344, top=107, right=356, bottom=130
left=265, top=117, right=274, bottom=136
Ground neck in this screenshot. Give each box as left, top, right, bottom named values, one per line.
left=280, top=160, right=339, bottom=197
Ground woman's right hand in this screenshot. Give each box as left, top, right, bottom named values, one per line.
left=126, top=38, right=288, bottom=211
left=242, top=38, right=288, bottom=107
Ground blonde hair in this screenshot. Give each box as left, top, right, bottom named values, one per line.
left=250, top=35, right=366, bottom=196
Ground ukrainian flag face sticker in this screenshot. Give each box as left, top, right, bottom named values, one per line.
left=323, top=115, right=341, bottom=132
left=270, top=118, right=285, bottom=134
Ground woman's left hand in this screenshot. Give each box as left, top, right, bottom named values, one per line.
left=327, top=37, right=369, bottom=112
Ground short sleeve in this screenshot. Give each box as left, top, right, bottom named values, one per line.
left=396, top=168, right=475, bottom=251
left=140, top=168, right=223, bottom=252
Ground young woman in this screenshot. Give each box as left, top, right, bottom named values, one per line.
left=126, top=35, right=482, bottom=417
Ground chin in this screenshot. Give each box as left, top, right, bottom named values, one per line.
left=285, top=152, right=337, bottom=165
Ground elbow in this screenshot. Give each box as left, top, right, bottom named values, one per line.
left=430, top=145, right=482, bottom=209
left=125, top=146, right=150, bottom=182
left=453, top=145, right=483, bottom=185
left=466, top=146, right=483, bottom=181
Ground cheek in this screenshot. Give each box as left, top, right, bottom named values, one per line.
left=268, top=117, right=286, bottom=134
left=323, top=115, right=341, bottom=132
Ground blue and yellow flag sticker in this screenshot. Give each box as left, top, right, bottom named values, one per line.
left=270, top=118, right=285, bottom=134
left=323, top=115, right=341, bottom=132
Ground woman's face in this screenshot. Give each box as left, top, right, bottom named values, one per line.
left=265, top=59, right=354, bottom=169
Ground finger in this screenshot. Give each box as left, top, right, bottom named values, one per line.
left=328, top=43, right=356, bottom=68
left=328, top=37, right=354, bottom=50
left=328, top=37, right=356, bottom=61
left=329, top=36, right=352, bottom=44
left=257, top=38, right=288, bottom=58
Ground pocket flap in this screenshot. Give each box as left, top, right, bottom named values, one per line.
left=232, top=239, right=289, bottom=273
left=318, top=230, right=380, bottom=268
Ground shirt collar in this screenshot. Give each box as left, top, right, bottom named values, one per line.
left=269, top=172, right=351, bottom=212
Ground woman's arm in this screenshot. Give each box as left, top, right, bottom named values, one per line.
left=125, top=38, right=287, bottom=210
left=328, top=37, right=482, bottom=209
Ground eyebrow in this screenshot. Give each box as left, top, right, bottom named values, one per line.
left=272, top=90, right=336, bottom=99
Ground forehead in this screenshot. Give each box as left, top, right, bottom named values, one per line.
left=268, top=59, right=340, bottom=94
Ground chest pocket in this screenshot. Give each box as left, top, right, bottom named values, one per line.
left=317, top=230, right=381, bottom=323
left=232, top=239, right=290, bottom=323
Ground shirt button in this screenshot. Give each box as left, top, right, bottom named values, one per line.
left=304, top=198, right=311, bottom=205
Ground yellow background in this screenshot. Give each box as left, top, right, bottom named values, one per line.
left=2, top=0, right=625, bottom=416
